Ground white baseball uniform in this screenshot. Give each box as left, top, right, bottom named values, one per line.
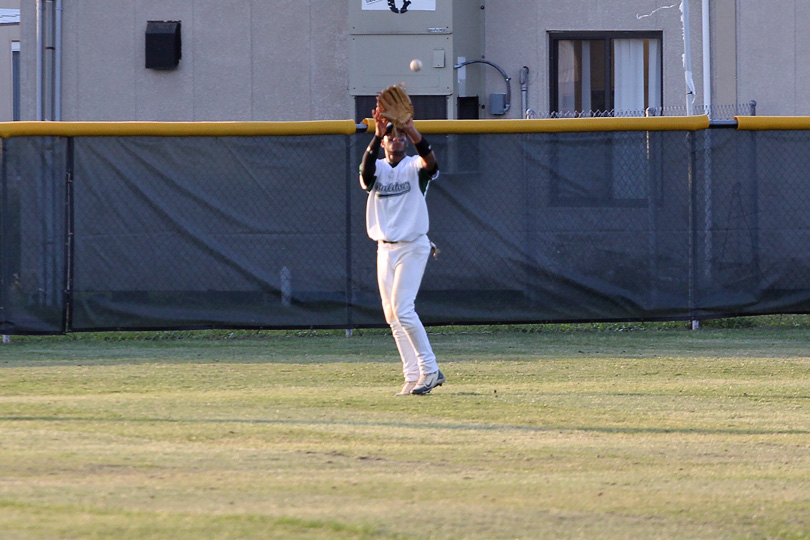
left=365, top=155, right=439, bottom=382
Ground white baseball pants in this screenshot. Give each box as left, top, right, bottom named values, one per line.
left=377, top=235, right=438, bottom=382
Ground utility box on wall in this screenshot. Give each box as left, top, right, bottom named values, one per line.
left=349, top=0, right=484, bottom=119
left=145, top=21, right=182, bottom=70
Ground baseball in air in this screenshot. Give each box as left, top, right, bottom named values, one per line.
left=410, top=59, right=423, bottom=72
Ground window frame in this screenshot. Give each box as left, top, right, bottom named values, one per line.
left=549, top=31, right=663, bottom=117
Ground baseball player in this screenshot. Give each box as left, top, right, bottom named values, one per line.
left=358, top=90, right=445, bottom=396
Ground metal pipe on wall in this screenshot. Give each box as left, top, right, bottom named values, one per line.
left=36, top=0, right=60, bottom=121
left=453, top=60, right=512, bottom=114
left=43, top=0, right=54, bottom=121
left=35, top=0, right=43, bottom=120
left=55, top=0, right=62, bottom=120
left=519, top=66, right=529, bottom=119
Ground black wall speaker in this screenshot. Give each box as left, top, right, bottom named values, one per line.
left=145, top=21, right=182, bottom=70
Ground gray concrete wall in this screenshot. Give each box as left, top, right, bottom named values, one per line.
left=20, top=0, right=351, bottom=121
left=736, top=0, right=810, bottom=116
left=15, top=0, right=810, bottom=121
left=711, top=0, right=737, bottom=110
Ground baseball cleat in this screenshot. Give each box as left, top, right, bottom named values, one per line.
left=395, top=380, right=418, bottom=396
left=411, top=370, right=445, bottom=395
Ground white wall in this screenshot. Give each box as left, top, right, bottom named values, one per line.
left=736, top=0, right=810, bottom=116
left=16, top=0, right=810, bottom=121
left=21, top=0, right=351, bottom=121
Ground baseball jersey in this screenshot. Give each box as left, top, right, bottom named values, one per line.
left=365, top=155, right=439, bottom=243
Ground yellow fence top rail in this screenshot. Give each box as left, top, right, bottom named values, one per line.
left=735, top=116, right=810, bottom=130
left=364, top=115, right=710, bottom=134
left=0, top=120, right=360, bottom=138
left=1, top=116, right=716, bottom=139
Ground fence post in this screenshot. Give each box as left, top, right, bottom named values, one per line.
left=345, top=133, right=354, bottom=337
left=748, top=120, right=761, bottom=289
left=1, top=138, right=7, bottom=340
left=62, top=137, right=74, bottom=332
left=688, top=130, right=700, bottom=330
left=702, top=123, right=713, bottom=286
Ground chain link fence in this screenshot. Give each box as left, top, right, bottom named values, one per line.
left=1, top=136, right=66, bottom=333
left=70, top=134, right=355, bottom=331
left=3, top=118, right=810, bottom=334
left=529, top=102, right=757, bottom=120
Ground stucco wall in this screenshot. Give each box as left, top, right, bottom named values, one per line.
left=20, top=0, right=351, bottom=121
left=15, top=0, right=810, bottom=121
left=736, top=0, right=810, bottom=116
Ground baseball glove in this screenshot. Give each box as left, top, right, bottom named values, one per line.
left=377, top=84, right=414, bottom=130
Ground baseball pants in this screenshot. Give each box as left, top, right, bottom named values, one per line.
left=377, top=235, right=439, bottom=382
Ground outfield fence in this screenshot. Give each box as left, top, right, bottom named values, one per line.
left=2, top=116, right=810, bottom=334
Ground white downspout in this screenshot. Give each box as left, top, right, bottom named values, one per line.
left=681, top=0, right=695, bottom=115
left=702, top=0, right=711, bottom=117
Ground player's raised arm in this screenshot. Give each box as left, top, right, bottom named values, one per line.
left=359, top=107, right=387, bottom=191
left=401, top=118, right=437, bottom=175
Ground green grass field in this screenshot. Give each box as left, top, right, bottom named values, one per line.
left=1, top=323, right=809, bottom=539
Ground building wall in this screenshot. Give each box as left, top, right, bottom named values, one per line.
left=736, top=0, right=810, bottom=116
left=20, top=0, right=351, bottom=121
left=485, top=0, right=706, bottom=117
left=0, top=1, right=20, bottom=122
left=14, top=0, right=810, bottom=122
left=711, top=0, right=737, bottom=110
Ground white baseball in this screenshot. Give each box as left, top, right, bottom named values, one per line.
left=410, top=59, right=423, bottom=72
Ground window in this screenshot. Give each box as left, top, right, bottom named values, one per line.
left=550, top=32, right=662, bottom=117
